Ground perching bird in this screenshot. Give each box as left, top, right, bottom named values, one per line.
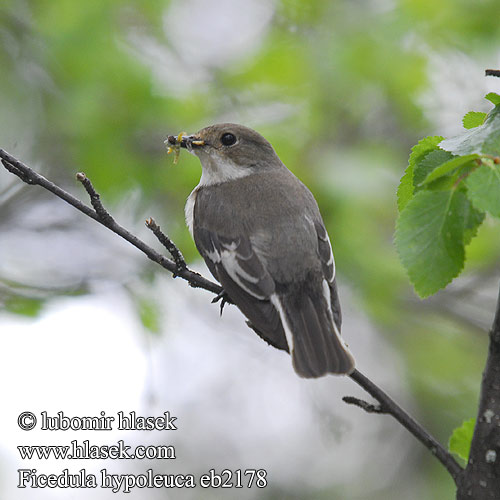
left=167, top=124, right=355, bottom=378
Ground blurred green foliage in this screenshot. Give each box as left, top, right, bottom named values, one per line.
left=2, top=0, right=500, bottom=498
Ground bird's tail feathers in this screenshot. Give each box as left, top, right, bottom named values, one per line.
left=271, top=288, right=355, bottom=378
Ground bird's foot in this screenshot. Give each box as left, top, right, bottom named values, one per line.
left=211, top=289, right=231, bottom=316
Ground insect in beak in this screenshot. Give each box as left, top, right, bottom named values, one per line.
left=165, top=132, right=205, bottom=163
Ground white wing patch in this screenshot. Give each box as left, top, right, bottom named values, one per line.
left=221, top=249, right=260, bottom=284
left=324, top=237, right=335, bottom=280
left=270, top=294, right=295, bottom=353
left=306, top=214, right=336, bottom=283
left=205, top=248, right=221, bottom=264
left=219, top=247, right=266, bottom=299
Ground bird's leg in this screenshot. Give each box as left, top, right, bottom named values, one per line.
left=211, top=289, right=231, bottom=316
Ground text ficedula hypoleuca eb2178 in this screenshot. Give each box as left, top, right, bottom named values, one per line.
left=167, top=123, right=355, bottom=378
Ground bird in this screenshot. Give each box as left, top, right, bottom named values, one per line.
left=167, top=123, right=355, bottom=378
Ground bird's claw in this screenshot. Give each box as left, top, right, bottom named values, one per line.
left=211, top=289, right=230, bottom=316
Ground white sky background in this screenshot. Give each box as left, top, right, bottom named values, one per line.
left=2, top=0, right=500, bottom=498
left=0, top=272, right=415, bottom=500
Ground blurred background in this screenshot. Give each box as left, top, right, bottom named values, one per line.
left=1, top=0, right=500, bottom=498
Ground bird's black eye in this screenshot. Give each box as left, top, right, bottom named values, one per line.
left=221, top=133, right=237, bottom=146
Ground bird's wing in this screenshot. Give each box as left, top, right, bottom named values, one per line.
left=194, top=227, right=275, bottom=299
left=313, top=217, right=335, bottom=283
left=194, top=226, right=289, bottom=352
left=311, top=217, right=342, bottom=330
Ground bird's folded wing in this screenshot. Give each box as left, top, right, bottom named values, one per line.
left=194, top=226, right=288, bottom=351
left=194, top=227, right=275, bottom=300
left=310, top=217, right=342, bottom=330
left=313, top=218, right=335, bottom=284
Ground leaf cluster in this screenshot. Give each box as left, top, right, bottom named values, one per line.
left=395, top=93, right=500, bottom=297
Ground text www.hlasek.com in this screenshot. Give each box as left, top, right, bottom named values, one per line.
left=17, top=411, right=268, bottom=492
left=18, top=440, right=173, bottom=460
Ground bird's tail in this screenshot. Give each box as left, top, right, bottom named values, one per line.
left=271, top=285, right=355, bottom=378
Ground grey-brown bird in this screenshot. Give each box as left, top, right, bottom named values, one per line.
left=167, top=123, right=355, bottom=378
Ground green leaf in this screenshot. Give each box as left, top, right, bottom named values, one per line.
left=413, top=149, right=454, bottom=186
left=463, top=198, right=486, bottom=245
left=440, top=105, right=500, bottom=156
left=466, top=161, right=500, bottom=218
left=462, top=111, right=487, bottom=129
left=397, top=168, right=414, bottom=212
left=397, top=136, right=443, bottom=211
left=395, top=190, right=468, bottom=297
left=485, top=92, right=500, bottom=106
left=449, top=418, right=475, bottom=461
left=419, top=154, right=479, bottom=186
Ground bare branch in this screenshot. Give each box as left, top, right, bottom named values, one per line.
left=0, top=148, right=222, bottom=296
left=348, top=369, right=463, bottom=483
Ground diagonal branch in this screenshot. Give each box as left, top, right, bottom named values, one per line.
left=1, top=148, right=463, bottom=482
left=347, top=369, right=463, bottom=483
left=0, top=149, right=222, bottom=296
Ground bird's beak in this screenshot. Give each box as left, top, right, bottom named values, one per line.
left=165, top=133, right=205, bottom=150
left=165, top=132, right=206, bottom=163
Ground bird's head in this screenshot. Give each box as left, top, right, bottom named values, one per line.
left=166, top=123, right=282, bottom=184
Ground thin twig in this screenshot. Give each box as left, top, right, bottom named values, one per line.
left=145, top=217, right=187, bottom=275
left=485, top=69, right=500, bottom=78
left=1, top=148, right=463, bottom=483
left=76, top=172, right=114, bottom=224
left=0, top=149, right=222, bottom=296
left=348, top=369, right=463, bottom=483
left=342, top=396, right=384, bottom=413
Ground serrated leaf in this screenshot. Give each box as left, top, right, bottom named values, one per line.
left=440, top=105, right=500, bottom=156
left=485, top=92, right=500, bottom=105
left=420, top=154, right=479, bottom=186
left=395, top=190, right=468, bottom=297
left=463, top=191, right=485, bottom=245
left=413, top=149, right=454, bottom=186
left=462, top=111, right=487, bottom=129
left=466, top=162, right=500, bottom=217
left=449, top=418, right=475, bottom=461
left=397, top=168, right=414, bottom=213
left=397, top=136, right=444, bottom=212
